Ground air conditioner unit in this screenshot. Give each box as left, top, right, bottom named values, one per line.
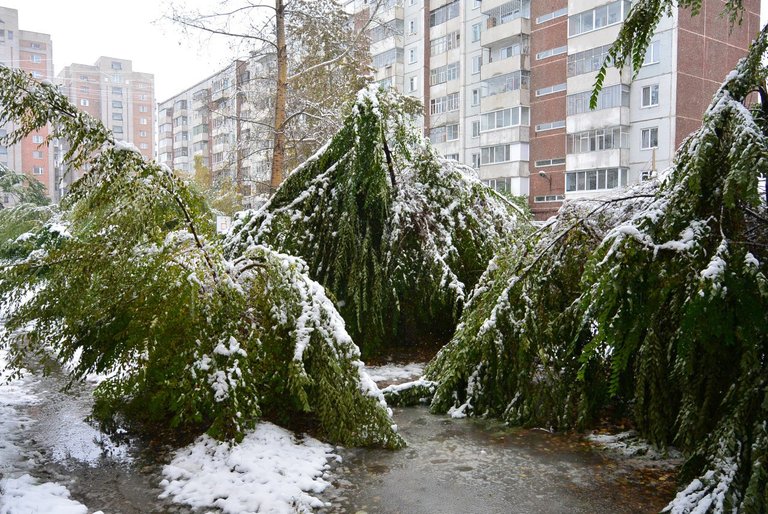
left=641, top=170, right=652, bottom=181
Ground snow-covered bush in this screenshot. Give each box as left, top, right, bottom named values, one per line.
left=0, top=67, right=402, bottom=448
left=226, top=86, right=527, bottom=355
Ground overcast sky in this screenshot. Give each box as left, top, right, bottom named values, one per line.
left=2, top=0, right=243, bottom=101
left=3, top=0, right=768, bottom=103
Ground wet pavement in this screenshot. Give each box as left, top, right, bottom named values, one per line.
left=2, top=364, right=677, bottom=513
left=320, top=407, right=676, bottom=514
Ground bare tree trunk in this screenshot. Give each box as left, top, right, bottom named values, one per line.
left=270, top=0, right=288, bottom=192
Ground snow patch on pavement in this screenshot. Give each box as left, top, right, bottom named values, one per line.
left=0, top=474, right=90, bottom=514
left=160, top=422, right=338, bottom=514
left=364, top=362, right=424, bottom=384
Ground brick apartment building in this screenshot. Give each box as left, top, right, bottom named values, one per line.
left=58, top=57, right=155, bottom=193
left=0, top=6, right=55, bottom=204
left=349, top=0, right=761, bottom=219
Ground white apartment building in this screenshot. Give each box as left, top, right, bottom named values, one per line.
left=157, top=56, right=273, bottom=204
left=351, top=0, right=760, bottom=219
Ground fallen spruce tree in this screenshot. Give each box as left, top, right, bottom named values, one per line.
left=0, top=67, right=403, bottom=448
left=225, top=85, right=528, bottom=356
left=424, top=23, right=768, bottom=514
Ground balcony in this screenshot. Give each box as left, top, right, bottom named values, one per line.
left=479, top=126, right=529, bottom=147
left=481, top=54, right=529, bottom=81
left=481, top=88, right=530, bottom=112
left=566, top=148, right=629, bottom=171
left=482, top=16, right=530, bottom=48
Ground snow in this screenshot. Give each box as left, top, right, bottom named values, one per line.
left=587, top=431, right=682, bottom=460
left=0, top=351, right=93, bottom=514
left=364, top=362, right=424, bottom=383
left=159, top=422, right=337, bottom=514
left=0, top=475, right=88, bottom=514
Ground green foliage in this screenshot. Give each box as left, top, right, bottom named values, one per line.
left=428, top=22, right=768, bottom=512
left=0, top=66, right=402, bottom=448
left=188, top=155, right=242, bottom=216
left=0, top=163, right=50, bottom=206
left=426, top=193, right=653, bottom=428
left=226, top=86, right=528, bottom=356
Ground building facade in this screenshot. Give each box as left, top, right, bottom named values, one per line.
left=157, top=56, right=273, bottom=204
left=58, top=57, right=155, bottom=195
left=0, top=6, right=56, bottom=203
left=352, top=0, right=760, bottom=219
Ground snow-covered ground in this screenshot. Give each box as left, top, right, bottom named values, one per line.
left=0, top=349, right=94, bottom=514
left=363, top=362, right=424, bottom=384
left=0, top=352, right=426, bottom=514
left=160, top=424, right=338, bottom=514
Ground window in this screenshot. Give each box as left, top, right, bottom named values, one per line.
left=472, top=23, right=482, bottom=42
left=139, top=143, right=149, bottom=150
left=445, top=154, right=459, bottom=161
left=112, top=113, right=123, bottom=121
left=32, top=150, right=43, bottom=159
left=535, top=120, right=566, bottom=132
left=567, top=85, right=630, bottom=115
left=31, top=71, right=42, bottom=78
left=80, top=85, right=88, bottom=94
left=483, top=71, right=530, bottom=97
left=430, top=92, right=460, bottom=114
left=472, top=55, right=482, bottom=74
left=139, top=130, right=148, bottom=137
left=480, top=145, right=512, bottom=165
left=429, top=1, right=460, bottom=27
left=429, top=125, right=459, bottom=143
left=472, top=120, right=481, bottom=138
left=113, top=74, right=122, bottom=83
left=174, top=116, right=188, bottom=127
left=534, top=194, right=565, bottom=203
left=568, top=0, right=631, bottom=37
left=372, top=48, right=404, bottom=68
left=175, top=131, right=189, bottom=142
left=536, top=45, right=567, bottom=61
left=447, top=124, right=459, bottom=141
left=535, top=158, right=566, bottom=167
left=480, top=107, right=530, bottom=131
left=113, top=125, right=123, bottom=134
left=112, top=100, right=123, bottom=109
left=535, top=82, right=567, bottom=97
left=139, top=105, right=150, bottom=113
left=430, top=32, right=460, bottom=56
left=175, top=99, right=188, bottom=110
left=471, top=88, right=481, bottom=106
left=112, top=87, right=123, bottom=95
left=641, top=127, right=659, bottom=149
left=111, top=61, right=122, bottom=70
left=483, top=177, right=514, bottom=193
left=138, top=94, right=148, bottom=101
left=140, top=117, right=148, bottom=125
left=408, top=20, right=416, bottom=35
left=29, top=42, right=41, bottom=50
left=174, top=147, right=189, bottom=158
left=471, top=153, right=481, bottom=168
left=643, top=40, right=661, bottom=65
left=499, top=36, right=528, bottom=59
left=566, top=168, right=628, bottom=191
left=473, top=0, right=482, bottom=8
left=567, top=44, right=612, bottom=77
left=32, top=135, right=44, bottom=144
left=641, top=84, right=659, bottom=107
left=409, top=76, right=418, bottom=92
left=567, top=126, right=630, bottom=153
left=408, top=48, right=417, bottom=64
left=368, top=19, right=404, bottom=43
left=536, top=7, right=568, bottom=24
left=32, top=166, right=43, bottom=175
left=79, top=98, right=89, bottom=107
left=30, top=54, right=41, bottom=63
left=430, top=62, right=460, bottom=85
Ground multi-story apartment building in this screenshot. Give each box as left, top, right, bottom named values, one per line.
left=0, top=6, right=56, bottom=204
left=157, top=56, right=273, bottom=203
left=352, top=0, right=760, bottom=219
left=58, top=57, right=155, bottom=195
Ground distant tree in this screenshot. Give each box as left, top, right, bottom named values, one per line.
left=168, top=0, right=377, bottom=192
left=0, top=65, right=403, bottom=449
left=189, top=154, right=241, bottom=216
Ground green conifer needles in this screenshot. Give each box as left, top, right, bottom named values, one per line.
left=226, top=86, right=527, bottom=355
left=0, top=67, right=402, bottom=448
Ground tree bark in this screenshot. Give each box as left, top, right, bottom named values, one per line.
left=270, top=0, right=288, bottom=192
